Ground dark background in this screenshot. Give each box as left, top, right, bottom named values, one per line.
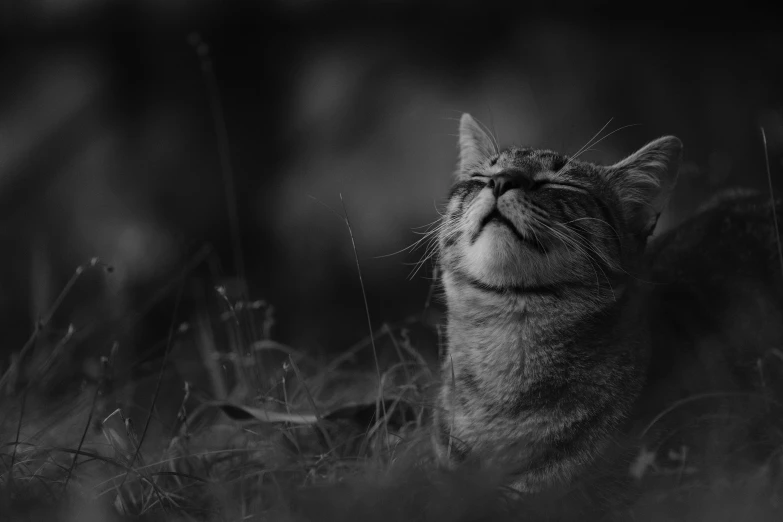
left=1, top=1, right=782, bottom=371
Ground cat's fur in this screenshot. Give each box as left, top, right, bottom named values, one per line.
left=433, top=113, right=783, bottom=505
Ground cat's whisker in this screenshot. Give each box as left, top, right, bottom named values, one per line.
left=556, top=222, right=632, bottom=283
left=555, top=222, right=618, bottom=271
left=567, top=124, right=642, bottom=166
left=528, top=225, right=551, bottom=270
left=562, top=118, right=614, bottom=171
left=373, top=236, right=433, bottom=259
left=554, top=225, right=620, bottom=301
left=412, top=223, right=450, bottom=237
left=563, top=147, right=600, bottom=163
left=560, top=217, right=622, bottom=240
left=408, top=224, right=458, bottom=280
left=413, top=215, right=449, bottom=230
left=564, top=229, right=617, bottom=270
left=375, top=219, right=456, bottom=259
left=409, top=244, right=440, bottom=280
left=541, top=221, right=616, bottom=300
left=545, top=225, right=605, bottom=297
left=411, top=218, right=443, bottom=233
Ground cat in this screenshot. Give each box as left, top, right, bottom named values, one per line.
left=432, top=113, right=783, bottom=514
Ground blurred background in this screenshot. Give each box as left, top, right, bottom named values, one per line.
left=1, top=1, right=782, bottom=378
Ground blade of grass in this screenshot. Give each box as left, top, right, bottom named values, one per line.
left=63, top=342, right=117, bottom=494
left=129, top=244, right=212, bottom=329
left=215, top=285, right=252, bottom=392
left=115, top=276, right=186, bottom=510
left=36, top=323, right=75, bottom=385
left=761, top=127, right=783, bottom=279
left=190, top=33, right=246, bottom=293
left=339, top=193, right=389, bottom=450
left=287, top=355, right=334, bottom=452
left=640, top=391, right=783, bottom=438
left=384, top=323, right=412, bottom=384
left=8, top=386, right=27, bottom=490
left=0, top=258, right=110, bottom=394
left=322, top=324, right=390, bottom=375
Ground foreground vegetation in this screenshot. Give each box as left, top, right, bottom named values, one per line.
left=1, top=258, right=783, bottom=522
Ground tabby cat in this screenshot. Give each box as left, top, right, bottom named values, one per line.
left=433, top=114, right=783, bottom=510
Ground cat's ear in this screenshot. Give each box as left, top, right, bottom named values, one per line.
left=604, top=136, right=682, bottom=239
left=458, top=113, right=496, bottom=175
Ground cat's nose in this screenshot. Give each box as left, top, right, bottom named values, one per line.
left=489, top=169, right=535, bottom=198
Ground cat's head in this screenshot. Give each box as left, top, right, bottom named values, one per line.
left=439, top=113, right=681, bottom=292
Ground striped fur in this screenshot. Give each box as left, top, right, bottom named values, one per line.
left=433, top=114, right=681, bottom=493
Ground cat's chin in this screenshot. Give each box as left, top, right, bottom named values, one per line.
left=462, top=225, right=537, bottom=286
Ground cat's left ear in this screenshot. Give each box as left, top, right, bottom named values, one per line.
left=458, top=113, right=496, bottom=176
left=604, top=136, right=682, bottom=239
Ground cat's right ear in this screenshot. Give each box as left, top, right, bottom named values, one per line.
left=458, top=113, right=496, bottom=176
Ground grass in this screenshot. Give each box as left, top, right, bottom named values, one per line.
left=2, top=246, right=783, bottom=522
left=0, top=260, right=434, bottom=521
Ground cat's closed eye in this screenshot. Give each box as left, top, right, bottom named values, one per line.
left=536, top=181, right=590, bottom=194
left=469, top=174, right=551, bottom=192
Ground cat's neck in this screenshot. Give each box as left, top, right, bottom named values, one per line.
left=443, top=269, right=627, bottom=336
left=443, top=268, right=636, bottom=396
